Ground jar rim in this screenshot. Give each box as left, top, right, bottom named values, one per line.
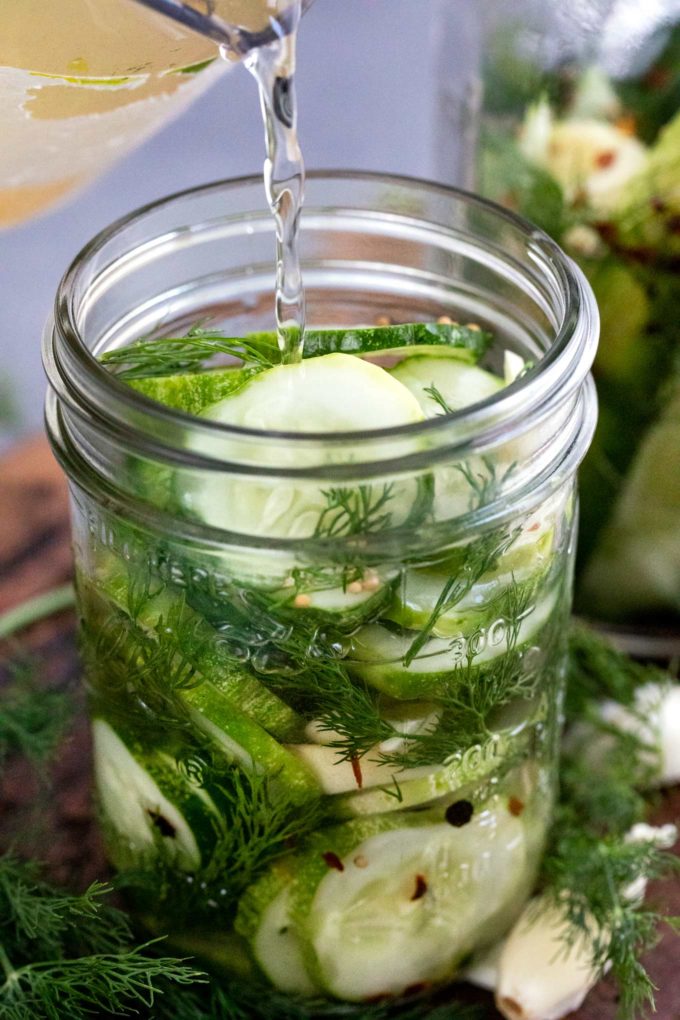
left=48, top=169, right=597, bottom=458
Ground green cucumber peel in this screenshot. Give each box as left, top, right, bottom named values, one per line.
left=101, top=322, right=492, bottom=382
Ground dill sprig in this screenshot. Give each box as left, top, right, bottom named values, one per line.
left=454, top=456, right=518, bottom=511
left=541, top=822, right=679, bottom=1019
left=536, top=625, right=680, bottom=1018
left=313, top=484, right=395, bottom=539
left=0, top=854, right=205, bottom=1020
left=403, top=527, right=520, bottom=664
left=0, top=658, right=71, bottom=770
left=123, top=763, right=325, bottom=922
left=423, top=383, right=454, bottom=415
left=383, top=590, right=558, bottom=769
left=565, top=622, right=669, bottom=720
left=100, top=325, right=276, bottom=380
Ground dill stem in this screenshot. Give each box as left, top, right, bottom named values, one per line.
left=0, top=944, right=17, bottom=984
left=0, top=584, right=75, bottom=641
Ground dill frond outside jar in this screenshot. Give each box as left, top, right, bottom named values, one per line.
left=43, top=172, right=598, bottom=1005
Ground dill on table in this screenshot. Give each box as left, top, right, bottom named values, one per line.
left=538, top=624, right=680, bottom=1018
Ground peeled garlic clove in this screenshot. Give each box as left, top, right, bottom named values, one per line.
left=495, top=897, right=605, bottom=1020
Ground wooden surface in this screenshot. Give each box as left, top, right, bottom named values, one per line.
left=1, top=435, right=679, bottom=1019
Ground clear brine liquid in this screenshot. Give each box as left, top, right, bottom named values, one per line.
left=244, top=2, right=306, bottom=362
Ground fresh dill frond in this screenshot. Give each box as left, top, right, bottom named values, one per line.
left=0, top=856, right=128, bottom=958
left=539, top=623, right=680, bottom=1017
left=0, top=854, right=205, bottom=1020
left=423, top=383, right=454, bottom=415
left=454, top=455, right=518, bottom=511
left=566, top=622, right=669, bottom=720
left=100, top=325, right=277, bottom=380
left=403, top=527, right=520, bottom=664
left=383, top=609, right=557, bottom=770
left=123, top=764, right=325, bottom=923
left=0, top=658, right=71, bottom=769
left=541, top=823, right=679, bottom=1019
left=314, top=484, right=395, bottom=540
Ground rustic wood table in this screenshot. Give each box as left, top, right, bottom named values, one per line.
left=1, top=436, right=679, bottom=1019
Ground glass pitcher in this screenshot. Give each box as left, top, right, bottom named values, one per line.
left=0, top=0, right=311, bottom=228
left=436, top=0, right=680, bottom=634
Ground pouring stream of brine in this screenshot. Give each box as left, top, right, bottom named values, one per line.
left=244, top=1, right=306, bottom=362
left=138, top=0, right=308, bottom=362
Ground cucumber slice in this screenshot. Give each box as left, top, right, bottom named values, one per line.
left=247, top=322, right=492, bottom=363
left=300, top=799, right=534, bottom=1001
left=333, top=722, right=538, bottom=819
left=293, top=701, right=441, bottom=796
left=348, top=589, right=557, bottom=700
left=185, top=353, right=426, bottom=540
left=92, top=718, right=218, bottom=871
left=253, top=886, right=322, bottom=995
left=390, top=356, right=504, bottom=418
left=386, top=568, right=545, bottom=639
left=128, top=366, right=258, bottom=415
left=284, top=743, right=434, bottom=796
left=89, top=563, right=303, bottom=741
left=201, top=353, right=424, bottom=435
left=182, top=684, right=319, bottom=804
left=264, top=570, right=395, bottom=629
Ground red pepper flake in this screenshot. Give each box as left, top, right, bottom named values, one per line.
left=351, top=755, right=363, bottom=789
left=404, top=983, right=429, bottom=997
left=445, top=799, right=474, bottom=827
left=651, top=196, right=666, bottom=213
left=508, top=796, right=525, bottom=817
left=322, top=851, right=344, bottom=872
left=411, top=874, right=428, bottom=901
left=527, top=521, right=541, bottom=532
left=595, top=150, right=616, bottom=169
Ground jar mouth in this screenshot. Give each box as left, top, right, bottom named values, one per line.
left=48, top=170, right=596, bottom=460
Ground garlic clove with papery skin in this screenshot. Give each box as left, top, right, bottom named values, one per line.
left=494, top=822, right=677, bottom=1020
left=494, top=897, right=605, bottom=1020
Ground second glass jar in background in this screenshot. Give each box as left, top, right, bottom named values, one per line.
left=44, top=173, right=598, bottom=1004
left=435, top=0, right=680, bottom=631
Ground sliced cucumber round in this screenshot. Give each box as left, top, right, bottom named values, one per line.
left=184, top=353, right=425, bottom=540
left=182, top=685, right=320, bottom=804
left=284, top=742, right=434, bottom=797
left=333, top=722, right=539, bottom=819
left=386, top=568, right=547, bottom=639
left=92, top=718, right=218, bottom=871
left=300, top=799, right=534, bottom=1001
left=348, top=588, right=558, bottom=699
left=253, top=886, right=323, bottom=996
left=390, top=356, right=504, bottom=418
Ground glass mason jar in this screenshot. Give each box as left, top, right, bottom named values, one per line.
left=44, top=172, right=597, bottom=1005
left=435, top=0, right=680, bottom=631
